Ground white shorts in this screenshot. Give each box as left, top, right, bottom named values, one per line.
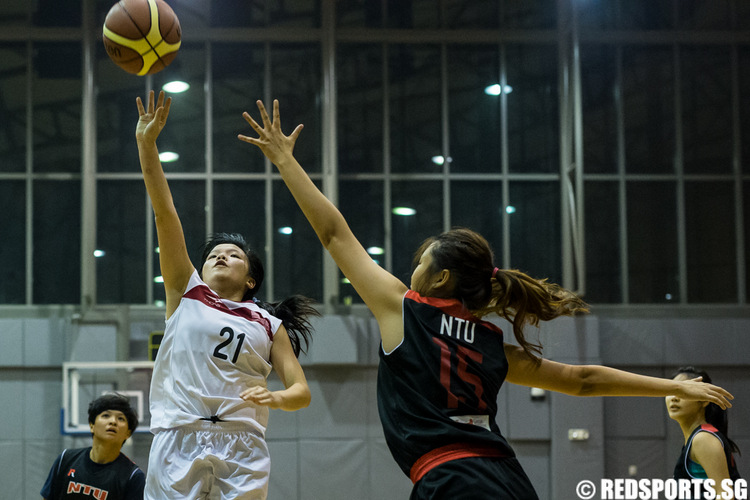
left=145, top=421, right=270, bottom=500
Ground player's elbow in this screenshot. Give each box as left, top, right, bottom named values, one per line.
left=572, top=365, right=599, bottom=397
left=300, top=391, right=311, bottom=409
left=287, top=391, right=311, bottom=411
left=285, top=384, right=311, bottom=411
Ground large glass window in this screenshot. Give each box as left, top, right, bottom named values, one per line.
left=0, top=181, right=26, bottom=304
left=271, top=44, right=322, bottom=174
left=33, top=0, right=80, bottom=27
left=0, top=43, right=26, bottom=174
left=578, top=0, right=679, bottom=30
left=627, top=181, right=679, bottom=303
left=151, top=181, right=205, bottom=305
left=451, top=181, right=504, bottom=263
left=213, top=43, right=265, bottom=174
left=506, top=44, right=559, bottom=174
left=447, top=46, right=502, bottom=174
left=153, top=43, right=207, bottom=175
left=273, top=180, right=323, bottom=301
left=680, top=46, right=733, bottom=175
left=502, top=0, right=556, bottom=29
left=213, top=180, right=269, bottom=295
left=584, top=181, right=622, bottom=303
left=96, top=39, right=144, bottom=175
left=0, top=43, right=28, bottom=304
left=391, top=180, right=443, bottom=284
left=339, top=180, right=385, bottom=304
left=676, top=0, right=733, bottom=30
left=622, top=46, right=675, bottom=175
left=2, top=0, right=28, bottom=27
left=212, top=181, right=267, bottom=246
left=581, top=45, right=618, bottom=175
left=685, top=181, right=737, bottom=303
left=745, top=181, right=750, bottom=299
left=445, top=1, right=500, bottom=29
left=96, top=181, right=147, bottom=304
left=738, top=47, right=750, bottom=175
left=34, top=180, right=81, bottom=304
left=337, top=44, right=384, bottom=175
left=33, top=42, right=82, bottom=174
left=389, top=44, right=441, bottom=174
left=509, top=181, right=561, bottom=283
left=3, top=0, right=750, bottom=307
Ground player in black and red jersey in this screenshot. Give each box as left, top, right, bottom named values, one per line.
left=240, top=99, right=735, bottom=500
left=41, top=394, right=144, bottom=500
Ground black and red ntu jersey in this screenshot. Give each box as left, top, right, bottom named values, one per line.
left=40, top=447, right=145, bottom=500
left=377, top=290, right=515, bottom=482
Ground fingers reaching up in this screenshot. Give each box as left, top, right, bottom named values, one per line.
left=135, top=90, right=172, bottom=143
left=238, top=99, right=303, bottom=165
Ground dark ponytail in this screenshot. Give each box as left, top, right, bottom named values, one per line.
left=673, top=366, right=741, bottom=455
left=414, top=228, right=588, bottom=364
left=255, top=295, right=319, bottom=357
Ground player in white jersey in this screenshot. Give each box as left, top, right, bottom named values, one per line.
left=136, top=90, right=318, bottom=500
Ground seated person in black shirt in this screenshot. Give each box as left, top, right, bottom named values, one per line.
left=41, top=393, right=145, bottom=500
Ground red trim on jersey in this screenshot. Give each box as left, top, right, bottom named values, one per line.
left=405, top=290, right=503, bottom=335
left=700, top=423, right=719, bottom=433
left=409, top=442, right=508, bottom=484
left=183, top=285, right=274, bottom=341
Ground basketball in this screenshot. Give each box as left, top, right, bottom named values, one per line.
left=102, top=0, right=181, bottom=76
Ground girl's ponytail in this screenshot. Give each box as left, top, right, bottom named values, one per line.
left=480, top=269, right=588, bottom=362
left=256, top=295, right=319, bottom=358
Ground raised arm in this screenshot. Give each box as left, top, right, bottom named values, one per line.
left=135, top=90, right=194, bottom=316
left=504, top=344, right=734, bottom=409
left=239, top=100, right=408, bottom=350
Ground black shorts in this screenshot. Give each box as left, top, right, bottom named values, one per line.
left=410, top=456, right=539, bottom=500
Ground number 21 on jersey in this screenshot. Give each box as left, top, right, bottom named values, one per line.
left=213, top=326, right=246, bottom=364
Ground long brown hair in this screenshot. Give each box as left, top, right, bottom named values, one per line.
left=414, top=227, right=588, bottom=362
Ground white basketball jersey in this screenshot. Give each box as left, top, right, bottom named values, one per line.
left=150, top=270, right=282, bottom=435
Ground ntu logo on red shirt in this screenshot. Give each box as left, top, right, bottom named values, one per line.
left=67, top=481, right=108, bottom=500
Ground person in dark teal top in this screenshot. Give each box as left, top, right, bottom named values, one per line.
left=667, top=367, right=741, bottom=499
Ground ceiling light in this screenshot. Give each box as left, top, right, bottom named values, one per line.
left=162, top=80, right=190, bottom=93
left=392, top=207, right=416, bottom=216
left=159, top=151, right=179, bottom=162
left=484, top=84, right=513, bottom=96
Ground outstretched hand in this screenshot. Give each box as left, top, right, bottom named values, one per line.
left=238, top=99, right=303, bottom=165
left=677, top=377, right=734, bottom=409
left=136, top=90, right=171, bottom=144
